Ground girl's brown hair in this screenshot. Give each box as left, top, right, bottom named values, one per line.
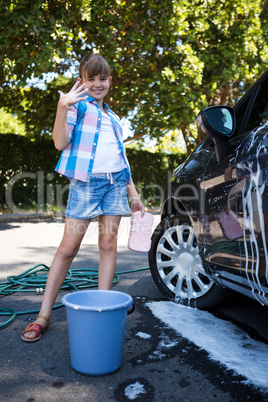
left=79, top=54, right=111, bottom=81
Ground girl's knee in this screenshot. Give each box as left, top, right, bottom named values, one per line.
left=99, top=234, right=117, bottom=254
left=58, top=241, right=80, bottom=260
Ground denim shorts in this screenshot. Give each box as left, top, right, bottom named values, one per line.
left=65, top=169, right=131, bottom=220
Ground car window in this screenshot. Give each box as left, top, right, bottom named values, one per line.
left=234, top=97, right=250, bottom=136
left=245, top=78, right=268, bottom=132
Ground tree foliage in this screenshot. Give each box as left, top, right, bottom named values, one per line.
left=0, top=0, right=89, bottom=86
left=1, top=0, right=268, bottom=153
left=0, top=109, right=26, bottom=135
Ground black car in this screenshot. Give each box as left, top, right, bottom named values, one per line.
left=149, top=69, right=268, bottom=309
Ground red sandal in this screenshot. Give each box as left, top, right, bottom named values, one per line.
left=21, top=314, right=50, bottom=342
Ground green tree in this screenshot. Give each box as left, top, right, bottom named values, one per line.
left=1, top=0, right=205, bottom=146
left=0, top=0, right=89, bottom=86
left=0, top=108, right=26, bottom=135
left=1, top=76, right=71, bottom=137
left=1, top=0, right=268, bottom=153
left=185, top=0, right=268, bottom=143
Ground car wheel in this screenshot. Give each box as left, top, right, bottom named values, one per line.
left=149, top=214, right=227, bottom=309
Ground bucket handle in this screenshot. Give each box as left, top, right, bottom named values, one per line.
left=127, top=303, right=135, bottom=315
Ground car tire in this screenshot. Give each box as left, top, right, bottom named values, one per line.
left=149, top=214, right=227, bottom=309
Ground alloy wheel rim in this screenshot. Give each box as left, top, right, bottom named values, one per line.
left=156, top=224, right=213, bottom=301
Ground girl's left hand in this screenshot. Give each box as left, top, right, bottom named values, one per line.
left=131, top=196, right=145, bottom=217
left=127, top=180, right=145, bottom=216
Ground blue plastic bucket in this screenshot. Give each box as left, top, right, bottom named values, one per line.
left=61, top=290, right=134, bottom=375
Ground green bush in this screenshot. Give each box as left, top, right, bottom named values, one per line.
left=0, top=134, right=187, bottom=211
left=126, top=148, right=186, bottom=206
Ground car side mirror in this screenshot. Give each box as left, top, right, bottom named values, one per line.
left=196, top=106, right=235, bottom=162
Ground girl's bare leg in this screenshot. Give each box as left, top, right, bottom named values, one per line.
left=98, top=215, right=121, bottom=290
left=23, top=217, right=90, bottom=339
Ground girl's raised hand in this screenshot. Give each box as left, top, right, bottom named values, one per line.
left=58, top=81, right=88, bottom=106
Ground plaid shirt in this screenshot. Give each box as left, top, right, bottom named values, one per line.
left=55, top=96, right=131, bottom=183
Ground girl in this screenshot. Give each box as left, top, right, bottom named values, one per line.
left=21, top=54, right=144, bottom=342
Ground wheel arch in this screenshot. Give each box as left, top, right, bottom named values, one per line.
left=161, top=196, right=188, bottom=221
left=160, top=196, right=200, bottom=246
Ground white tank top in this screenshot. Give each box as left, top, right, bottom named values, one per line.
left=91, top=112, right=126, bottom=174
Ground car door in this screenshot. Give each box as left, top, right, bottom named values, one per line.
left=200, top=71, right=268, bottom=303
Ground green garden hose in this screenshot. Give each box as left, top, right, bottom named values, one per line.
left=0, top=263, right=149, bottom=329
